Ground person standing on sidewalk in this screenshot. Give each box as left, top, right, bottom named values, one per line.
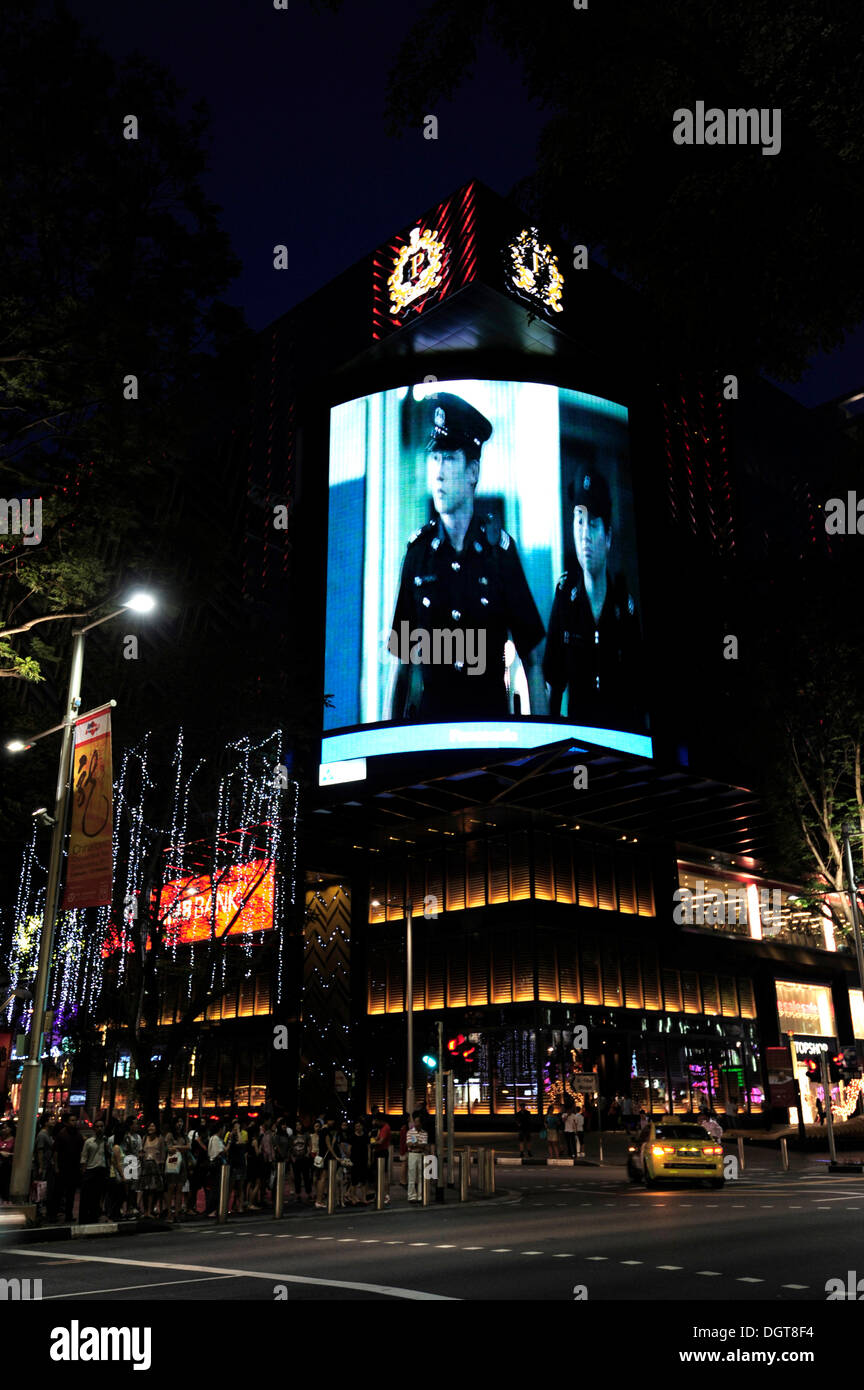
left=316, top=1116, right=341, bottom=1209
left=573, top=1106, right=586, bottom=1157
left=516, top=1104, right=534, bottom=1159
left=259, top=1118, right=276, bottom=1207
left=141, top=1121, right=166, bottom=1219
left=406, top=1112, right=429, bottom=1202
left=205, top=1122, right=227, bottom=1216
left=371, top=1112, right=392, bottom=1205
left=562, top=1107, right=578, bottom=1159
left=545, top=1106, right=561, bottom=1159
left=34, top=1116, right=56, bottom=1215
left=0, top=1122, right=14, bottom=1205
left=79, top=1119, right=110, bottom=1223
left=49, top=1114, right=83, bottom=1224
left=187, top=1123, right=210, bottom=1215
left=104, top=1122, right=128, bottom=1222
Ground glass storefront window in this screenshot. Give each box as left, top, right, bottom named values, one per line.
left=776, top=980, right=837, bottom=1037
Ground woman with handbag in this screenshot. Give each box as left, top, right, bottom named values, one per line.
left=164, top=1119, right=189, bottom=1223
left=140, top=1121, right=165, bottom=1219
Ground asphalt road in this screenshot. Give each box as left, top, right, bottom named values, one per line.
left=4, top=1162, right=863, bottom=1303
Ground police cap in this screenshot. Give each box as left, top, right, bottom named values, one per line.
left=424, top=393, right=492, bottom=458
left=569, top=469, right=612, bottom=527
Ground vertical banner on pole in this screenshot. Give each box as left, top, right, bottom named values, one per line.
left=61, top=706, right=114, bottom=909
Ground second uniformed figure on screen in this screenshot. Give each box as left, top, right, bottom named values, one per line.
left=543, top=469, right=643, bottom=730
left=389, top=393, right=547, bottom=721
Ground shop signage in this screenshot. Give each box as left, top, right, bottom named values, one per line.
left=572, top=1072, right=597, bottom=1092
left=388, top=226, right=446, bottom=315
left=505, top=226, right=565, bottom=314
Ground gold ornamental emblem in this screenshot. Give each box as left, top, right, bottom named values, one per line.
left=388, top=226, right=446, bottom=315
left=507, top=227, right=564, bottom=313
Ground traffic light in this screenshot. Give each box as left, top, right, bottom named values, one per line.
left=421, top=1053, right=438, bottom=1071
left=839, top=1045, right=859, bottom=1080
left=447, top=1032, right=476, bottom=1082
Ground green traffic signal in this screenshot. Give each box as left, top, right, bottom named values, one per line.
left=421, top=1053, right=438, bottom=1070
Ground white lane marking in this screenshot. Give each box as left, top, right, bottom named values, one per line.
left=337, top=1239, right=357, bottom=1243
left=44, top=1275, right=236, bottom=1299
left=553, top=1254, right=574, bottom=1258
left=657, top=1265, right=683, bottom=1270
left=490, top=1248, right=512, bottom=1253
left=586, top=1256, right=608, bottom=1261
left=521, top=1251, right=544, bottom=1256
left=8, top=1247, right=458, bottom=1301
left=620, top=1260, right=642, bottom=1265
left=737, top=1277, right=763, bottom=1283
left=435, top=1244, right=455, bottom=1249
left=359, top=1239, right=379, bottom=1244
left=409, top=1242, right=428, bottom=1247
left=462, top=1246, right=484, bottom=1250
left=782, top=1284, right=809, bottom=1290
left=696, top=1271, right=722, bottom=1277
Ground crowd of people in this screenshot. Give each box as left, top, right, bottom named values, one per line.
left=0, top=1103, right=442, bottom=1224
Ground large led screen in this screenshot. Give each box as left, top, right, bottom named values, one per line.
left=323, top=379, right=651, bottom=765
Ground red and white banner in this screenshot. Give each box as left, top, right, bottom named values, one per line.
left=62, top=705, right=113, bottom=909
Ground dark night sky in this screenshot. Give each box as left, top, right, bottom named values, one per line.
left=69, top=0, right=864, bottom=409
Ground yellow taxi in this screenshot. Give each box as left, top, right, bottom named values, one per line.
left=627, top=1121, right=725, bottom=1189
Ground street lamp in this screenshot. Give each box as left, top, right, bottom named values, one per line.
left=841, top=823, right=864, bottom=997
left=8, top=591, right=156, bottom=1205
left=371, top=895, right=415, bottom=1115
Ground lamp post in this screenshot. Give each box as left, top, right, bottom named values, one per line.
left=7, top=592, right=155, bottom=1205
left=841, top=823, right=864, bottom=995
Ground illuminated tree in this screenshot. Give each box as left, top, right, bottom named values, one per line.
left=4, top=728, right=297, bottom=1121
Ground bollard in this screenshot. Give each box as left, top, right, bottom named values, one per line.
left=376, top=1156, right=385, bottom=1210
left=274, top=1159, right=285, bottom=1218
left=327, top=1162, right=336, bottom=1215
left=479, top=1148, right=491, bottom=1196
left=737, top=1135, right=745, bottom=1173
left=780, top=1136, right=789, bottom=1172
left=460, top=1148, right=470, bottom=1201
left=488, top=1148, right=496, bottom=1195
left=217, top=1164, right=230, bottom=1224
left=598, top=1131, right=604, bottom=1165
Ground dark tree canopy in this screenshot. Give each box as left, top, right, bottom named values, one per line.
left=385, top=0, right=864, bottom=380
left=0, top=3, right=249, bottom=684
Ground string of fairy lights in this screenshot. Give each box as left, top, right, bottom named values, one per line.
left=3, top=729, right=299, bottom=1057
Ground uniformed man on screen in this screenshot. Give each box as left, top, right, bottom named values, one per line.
left=389, top=392, right=547, bottom=721
left=543, top=469, right=643, bottom=729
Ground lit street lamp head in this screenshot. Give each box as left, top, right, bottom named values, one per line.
left=123, top=591, right=156, bottom=613
left=6, top=739, right=31, bottom=753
